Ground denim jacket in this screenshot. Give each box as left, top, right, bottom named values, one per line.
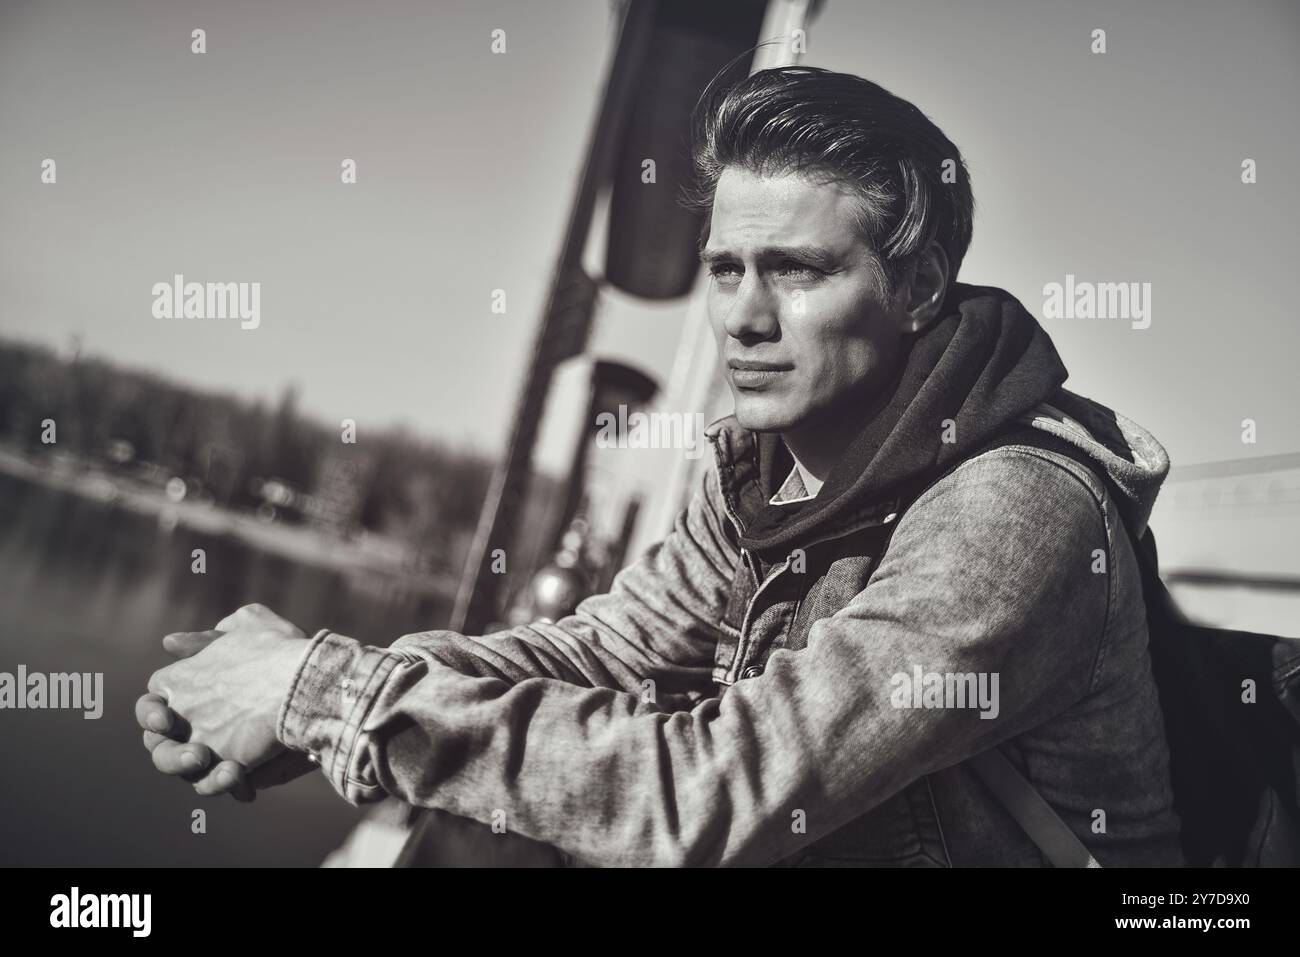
left=277, top=388, right=1184, bottom=867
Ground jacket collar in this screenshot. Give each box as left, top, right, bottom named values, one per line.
left=705, top=416, right=903, bottom=557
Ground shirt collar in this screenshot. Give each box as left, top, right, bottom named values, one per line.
left=768, top=463, right=818, bottom=506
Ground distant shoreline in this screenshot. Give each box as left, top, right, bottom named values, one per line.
left=0, top=447, right=458, bottom=600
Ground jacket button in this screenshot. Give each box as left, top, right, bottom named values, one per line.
left=741, top=665, right=764, bottom=679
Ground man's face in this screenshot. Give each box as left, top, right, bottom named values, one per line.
left=703, top=167, right=911, bottom=434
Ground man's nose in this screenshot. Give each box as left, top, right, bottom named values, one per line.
left=722, top=272, right=779, bottom=342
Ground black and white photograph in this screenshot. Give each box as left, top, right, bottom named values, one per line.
left=1, top=0, right=1297, bottom=934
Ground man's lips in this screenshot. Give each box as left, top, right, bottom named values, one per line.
left=727, top=359, right=793, bottom=388
left=728, top=359, right=792, bottom=371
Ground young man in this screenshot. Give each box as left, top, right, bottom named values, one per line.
left=136, top=67, right=1184, bottom=867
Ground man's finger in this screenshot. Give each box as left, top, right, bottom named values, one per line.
left=161, top=629, right=224, bottom=659
left=134, top=693, right=173, bottom=734
left=193, top=759, right=250, bottom=798
left=151, top=739, right=212, bottom=778
left=135, top=693, right=191, bottom=746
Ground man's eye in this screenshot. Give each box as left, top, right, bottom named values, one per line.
left=777, top=261, right=825, bottom=281
left=710, top=263, right=742, bottom=284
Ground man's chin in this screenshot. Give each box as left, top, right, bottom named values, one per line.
left=732, top=395, right=803, bottom=433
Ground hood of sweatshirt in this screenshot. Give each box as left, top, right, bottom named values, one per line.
left=705, top=282, right=1170, bottom=555
left=1014, top=387, right=1170, bottom=538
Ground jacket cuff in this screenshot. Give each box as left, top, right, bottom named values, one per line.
left=276, top=628, right=405, bottom=803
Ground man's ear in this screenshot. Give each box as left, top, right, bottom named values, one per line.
left=898, top=241, right=951, bottom=334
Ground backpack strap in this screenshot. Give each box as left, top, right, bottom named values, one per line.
left=967, top=750, right=1102, bottom=867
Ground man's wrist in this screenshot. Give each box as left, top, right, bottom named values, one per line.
left=276, top=628, right=404, bottom=792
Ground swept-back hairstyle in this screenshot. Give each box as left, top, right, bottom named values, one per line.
left=688, top=65, right=974, bottom=294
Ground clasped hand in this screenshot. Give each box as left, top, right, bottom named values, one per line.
left=135, top=603, right=317, bottom=800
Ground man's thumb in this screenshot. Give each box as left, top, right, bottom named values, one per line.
left=161, top=629, right=224, bottom=659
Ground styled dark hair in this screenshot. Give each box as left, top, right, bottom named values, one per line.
left=689, top=65, right=974, bottom=294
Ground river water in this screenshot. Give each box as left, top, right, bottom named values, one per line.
left=0, top=471, right=451, bottom=866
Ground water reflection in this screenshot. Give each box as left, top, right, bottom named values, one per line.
left=0, top=471, right=451, bottom=866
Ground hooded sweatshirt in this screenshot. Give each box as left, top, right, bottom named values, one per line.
left=726, top=281, right=1169, bottom=556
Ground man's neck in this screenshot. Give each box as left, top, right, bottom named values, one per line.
left=778, top=367, right=906, bottom=490
left=779, top=413, right=862, bottom=487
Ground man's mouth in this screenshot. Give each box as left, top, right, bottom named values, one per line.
left=728, top=359, right=792, bottom=388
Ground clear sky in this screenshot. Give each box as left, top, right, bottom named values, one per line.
left=3, top=0, right=1297, bottom=471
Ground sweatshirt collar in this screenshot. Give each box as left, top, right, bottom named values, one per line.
left=706, top=282, right=1072, bottom=557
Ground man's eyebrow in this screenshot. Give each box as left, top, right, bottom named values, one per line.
left=699, top=245, right=841, bottom=267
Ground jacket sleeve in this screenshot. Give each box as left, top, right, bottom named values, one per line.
left=344, top=463, right=740, bottom=718
left=276, top=449, right=1117, bottom=867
